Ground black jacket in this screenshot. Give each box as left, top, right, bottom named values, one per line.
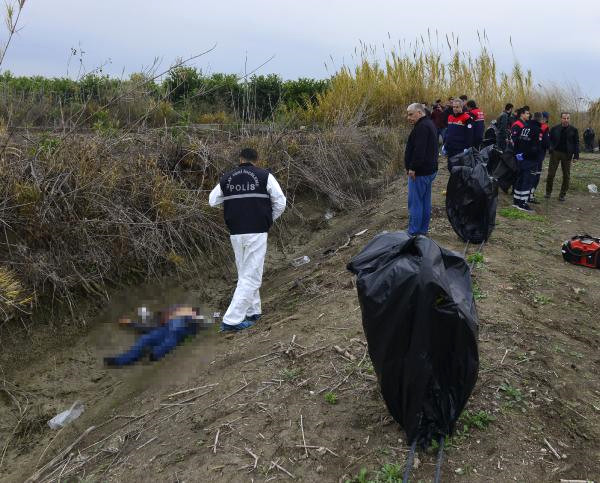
left=495, top=111, right=511, bottom=150
left=514, top=120, right=543, bottom=160
left=549, top=124, right=579, bottom=159
left=404, top=116, right=439, bottom=176
left=219, top=163, right=273, bottom=234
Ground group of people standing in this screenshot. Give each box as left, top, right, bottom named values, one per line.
left=205, top=102, right=583, bottom=334
left=506, top=107, right=580, bottom=211
left=430, top=97, right=581, bottom=212
left=405, top=97, right=583, bottom=238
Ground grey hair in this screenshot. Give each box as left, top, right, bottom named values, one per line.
left=407, top=103, right=426, bottom=114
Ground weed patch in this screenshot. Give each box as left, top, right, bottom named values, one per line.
left=467, top=252, right=485, bottom=268
left=499, top=207, right=546, bottom=222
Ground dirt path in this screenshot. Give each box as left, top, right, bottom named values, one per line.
left=2, top=154, right=600, bottom=482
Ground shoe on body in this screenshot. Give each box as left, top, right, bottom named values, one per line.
left=558, top=195, right=566, bottom=202
left=220, top=319, right=255, bottom=332
left=246, top=314, right=262, bottom=322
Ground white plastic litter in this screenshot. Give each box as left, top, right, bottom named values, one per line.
left=48, top=401, right=84, bottom=429
left=588, top=184, right=598, bottom=193
left=291, top=255, right=310, bottom=267
left=137, top=306, right=152, bottom=323
left=324, top=210, right=334, bottom=220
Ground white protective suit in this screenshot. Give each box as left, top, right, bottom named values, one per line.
left=209, top=173, right=286, bottom=325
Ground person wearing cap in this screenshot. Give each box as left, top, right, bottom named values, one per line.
left=209, top=148, right=286, bottom=332
left=546, top=112, right=579, bottom=201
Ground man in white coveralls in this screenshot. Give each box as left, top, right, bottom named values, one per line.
left=209, top=148, right=286, bottom=332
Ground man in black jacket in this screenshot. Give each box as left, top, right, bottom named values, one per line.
left=496, top=103, right=513, bottom=151
left=405, top=103, right=439, bottom=236
left=545, top=112, right=579, bottom=201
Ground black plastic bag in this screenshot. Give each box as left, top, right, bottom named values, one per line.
left=446, top=163, right=498, bottom=243
left=347, top=233, right=479, bottom=446
left=447, top=148, right=483, bottom=171
left=492, top=151, right=518, bottom=193
left=483, top=146, right=503, bottom=176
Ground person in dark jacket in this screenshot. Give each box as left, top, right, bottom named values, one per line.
left=495, top=103, right=513, bottom=151
left=443, top=99, right=474, bottom=167
left=512, top=112, right=544, bottom=212
left=545, top=112, right=579, bottom=201
left=440, top=97, right=454, bottom=140
left=466, top=100, right=485, bottom=148
left=529, top=113, right=550, bottom=203
left=509, top=107, right=530, bottom=152
left=430, top=100, right=446, bottom=141
left=405, top=103, right=439, bottom=236
left=583, top=126, right=595, bottom=152
left=209, top=148, right=287, bottom=331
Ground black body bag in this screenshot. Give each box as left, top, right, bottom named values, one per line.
left=446, top=163, right=498, bottom=243
left=491, top=151, right=518, bottom=192
left=347, top=232, right=479, bottom=447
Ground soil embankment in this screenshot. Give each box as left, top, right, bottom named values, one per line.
left=2, top=153, right=600, bottom=482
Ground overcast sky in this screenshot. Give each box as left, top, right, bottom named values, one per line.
left=4, top=0, right=600, bottom=99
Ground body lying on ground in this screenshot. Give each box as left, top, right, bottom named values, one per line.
left=105, top=305, right=203, bottom=367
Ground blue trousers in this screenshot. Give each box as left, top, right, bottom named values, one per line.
left=408, top=172, right=437, bottom=235
left=513, top=158, right=538, bottom=205
left=111, top=318, right=195, bottom=366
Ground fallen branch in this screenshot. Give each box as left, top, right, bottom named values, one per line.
left=136, top=436, right=158, bottom=451
left=164, top=383, right=219, bottom=399
left=543, top=438, right=561, bottom=460
left=270, top=460, right=295, bottom=479
left=245, top=447, right=259, bottom=470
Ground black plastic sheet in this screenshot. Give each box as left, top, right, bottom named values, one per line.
left=447, top=148, right=484, bottom=171
left=446, top=160, right=498, bottom=243
left=492, top=151, right=518, bottom=193
left=347, top=233, right=479, bottom=446
left=482, top=146, right=503, bottom=176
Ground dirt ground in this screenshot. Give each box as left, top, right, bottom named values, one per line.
left=1, top=153, right=599, bottom=482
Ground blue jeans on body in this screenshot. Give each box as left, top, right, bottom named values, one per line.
left=408, top=172, right=437, bottom=235
left=111, top=317, right=196, bottom=366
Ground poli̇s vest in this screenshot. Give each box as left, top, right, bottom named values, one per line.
left=219, top=163, right=273, bottom=235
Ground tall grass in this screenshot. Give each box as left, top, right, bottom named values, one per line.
left=0, top=125, right=400, bottom=330
left=305, top=38, right=581, bottom=127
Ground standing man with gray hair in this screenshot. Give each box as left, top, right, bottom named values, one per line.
left=546, top=112, right=579, bottom=201
left=404, top=103, right=439, bottom=236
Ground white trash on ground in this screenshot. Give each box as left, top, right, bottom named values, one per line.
left=48, top=401, right=84, bottom=429
left=324, top=209, right=334, bottom=220
left=291, top=255, right=310, bottom=267
left=588, top=184, right=598, bottom=193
